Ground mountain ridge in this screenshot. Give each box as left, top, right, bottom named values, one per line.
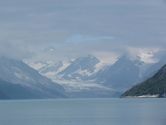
left=122, top=64, right=166, bottom=98
left=0, top=57, right=66, bottom=99
left=27, top=55, right=153, bottom=97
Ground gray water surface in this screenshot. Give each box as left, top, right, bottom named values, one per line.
left=0, top=98, right=166, bottom=125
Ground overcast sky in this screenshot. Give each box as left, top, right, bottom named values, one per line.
left=0, top=0, right=166, bottom=62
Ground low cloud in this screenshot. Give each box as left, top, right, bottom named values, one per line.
left=0, top=0, right=166, bottom=61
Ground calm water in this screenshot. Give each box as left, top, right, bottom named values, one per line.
left=0, top=98, right=166, bottom=125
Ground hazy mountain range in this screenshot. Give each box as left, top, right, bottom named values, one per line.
left=0, top=57, right=66, bottom=99
left=27, top=52, right=166, bottom=98
left=0, top=51, right=166, bottom=99
left=122, top=64, right=166, bottom=98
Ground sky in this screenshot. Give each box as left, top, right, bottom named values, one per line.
left=0, top=0, right=166, bottom=63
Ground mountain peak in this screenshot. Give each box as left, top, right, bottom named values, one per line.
left=153, top=64, right=166, bottom=79
left=57, top=55, right=100, bottom=81
left=115, top=55, right=145, bottom=67
left=0, top=57, right=66, bottom=99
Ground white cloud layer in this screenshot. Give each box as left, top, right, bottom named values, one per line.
left=0, top=0, right=166, bottom=61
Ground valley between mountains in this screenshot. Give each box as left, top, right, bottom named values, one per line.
left=0, top=51, right=166, bottom=99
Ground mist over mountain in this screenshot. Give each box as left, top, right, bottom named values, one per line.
left=144, top=54, right=166, bottom=78
left=95, top=55, right=144, bottom=90
left=0, top=57, right=66, bottom=99
left=0, top=0, right=166, bottom=99
left=0, top=0, right=166, bottom=61
left=122, top=64, right=166, bottom=98
left=0, top=46, right=165, bottom=98
left=26, top=50, right=166, bottom=97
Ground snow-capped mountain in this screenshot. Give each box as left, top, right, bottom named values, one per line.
left=28, top=55, right=108, bottom=82
left=28, top=60, right=71, bottom=80
left=0, top=57, right=66, bottom=99
left=27, top=54, right=164, bottom=97
left=58, top=55, right=104, bottom=81
left=95, top=55, right=152, bottom=91
left=27, top=55, right=116, bottom=97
